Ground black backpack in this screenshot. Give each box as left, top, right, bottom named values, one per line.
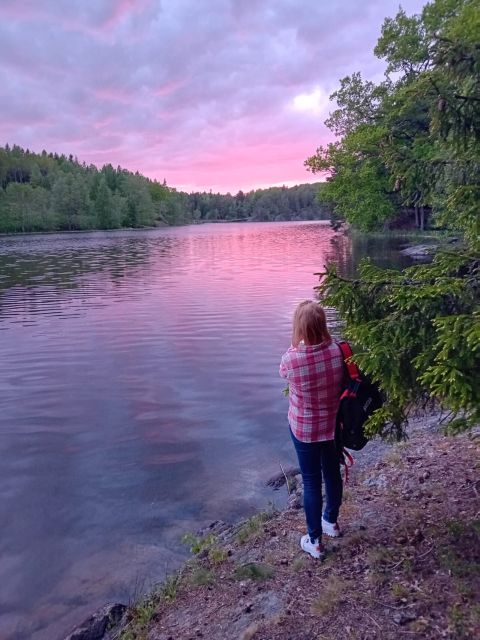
left=335, top=341, right=384, bottom=452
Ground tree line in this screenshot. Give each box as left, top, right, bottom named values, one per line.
left=310, top=0, right=479, bottom=435
left=0, top=145, right=328, bottom=234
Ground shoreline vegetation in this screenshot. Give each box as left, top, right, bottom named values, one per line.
left=0, top=144, right=329, bottom=235
left=65, top=412, right=480, bottom=640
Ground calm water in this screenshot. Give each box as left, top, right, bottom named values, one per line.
left=0, top=222, right=410, bottom=639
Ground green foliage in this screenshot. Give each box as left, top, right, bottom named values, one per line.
left=374, top=7, right=429, bottom=77
left=0, top=145, right=183, bottom=232
left=324, top=72, right=386, bottom=136
left=158, top=571, right=182, bottom=602
left=181, top=532, right=216, bottom=554
left=311, top=125, right=395, bottom=230
left=317, top=250, right=479, bottom=435
left=208, top=546, right=228, bottom=564
left=309, top=0, right=479, bottom=435
left=185, top=183, right=329, bottom=223
left=0, top=144, right=329, bottom=232
left=235, top=510, right=272, bottom=544
left=189, top=566, right=215, bottom=586
left=306, top=0, right=480, bottom=236
left=181, top=532, right=227, bottom=564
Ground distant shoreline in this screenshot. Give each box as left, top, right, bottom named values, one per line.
left=0, top=218, right=331, bottom=239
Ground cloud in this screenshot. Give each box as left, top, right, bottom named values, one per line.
left=292, top=87, right=330, bottom=117
left=0, top=0, right=426, bottom=192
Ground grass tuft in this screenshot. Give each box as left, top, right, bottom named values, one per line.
left=311, top=576, right=347, bottom=616
left=234, top=562, right=275, bottom=581
left=190, top=567, right=215, bottom=586
left=159, top=572, right=182, bottom=602
left=236, top=511, right=272, bottom=545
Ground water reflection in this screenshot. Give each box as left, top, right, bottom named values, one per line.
left=0, top=222, right=408, bottom=639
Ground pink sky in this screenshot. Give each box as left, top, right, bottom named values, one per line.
left=0, top=0, right=425, bottom=193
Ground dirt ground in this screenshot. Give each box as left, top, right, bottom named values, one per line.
left=114, top=419, right=480, bottom=640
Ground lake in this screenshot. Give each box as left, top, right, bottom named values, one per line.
left=0, top=221, right=411, bottom=639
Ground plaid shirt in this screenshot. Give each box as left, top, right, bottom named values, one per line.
left=279, top=340, right=345, bottom=442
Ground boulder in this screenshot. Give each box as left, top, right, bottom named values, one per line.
left=64, top=603, right=126, bottom=640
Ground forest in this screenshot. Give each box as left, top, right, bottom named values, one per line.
left=309, top=0, right=479, bottom=435
left=0, top=145, right=327, bottom=233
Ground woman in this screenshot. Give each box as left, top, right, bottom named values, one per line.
left=279, top=300, right=345, bottom=559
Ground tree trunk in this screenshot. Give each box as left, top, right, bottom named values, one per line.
left=414, top=205, right=419, bottom=228
left=419, top=206, right=425, bottom=231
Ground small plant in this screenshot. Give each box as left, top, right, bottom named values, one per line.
left=311, top=576, right=347, bottom=615
left=292, top=556, right=307, bottom=572
left=439, top=549, right=476, bottom=579
left=181, top=532, right=216, bottom=554
left=182, top=531, right=228, bottom=565
left=190, top=567, right=215, bottom=586
left=368, top=544, right=394, bottom=570
left=347, top=529, right=369, bottom=548
left=446, top=520, right=467, bottom=538
left=234, top=562, right=275, bottom=581
left=159, top=572, right=181, bottom=602
left=447, top=604, right=467, bottom=637
left=130, top=597, right=157, bottom=626
left=236, top=511, right=272, bottom=545
left=209, top=546, right=228, bottom=564
left=119, top=594, right=158, bottom=640
left=391, top=582, right=409, bottom=600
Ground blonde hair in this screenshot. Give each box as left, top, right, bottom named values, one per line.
left=292, top=300, right=331, bottom=347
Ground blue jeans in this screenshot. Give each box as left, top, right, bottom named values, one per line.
left=290, top=429, right=343, bottom=541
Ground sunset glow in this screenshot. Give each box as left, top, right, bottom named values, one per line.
left=0, top=0, right=425, bottom=193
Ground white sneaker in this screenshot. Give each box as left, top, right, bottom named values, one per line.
left=300, top=534, right=325, bottom=559
left=322, top=517, right=341, bottom=537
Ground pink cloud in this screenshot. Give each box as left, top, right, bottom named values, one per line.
left=0, top=0, right=426, bottom=193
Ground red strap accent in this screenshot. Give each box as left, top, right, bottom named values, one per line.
left=337, top=341, right=361, bottom=381
left=341, top=448, right=354, bottom=484
left=343, top=449, right=354, bottom=467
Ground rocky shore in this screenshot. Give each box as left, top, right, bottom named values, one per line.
left=65, top=412, right=479, bottom=640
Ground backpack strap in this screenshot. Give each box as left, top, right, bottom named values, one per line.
left=340, top=448, right=354, bottom=484
left=337, top=341, right=362, bottom=382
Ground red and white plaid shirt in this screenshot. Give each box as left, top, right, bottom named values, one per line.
left=279, top=340, right=345, bottom=442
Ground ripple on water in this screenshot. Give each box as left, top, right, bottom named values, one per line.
left=0, top=222, right=409, bottom=640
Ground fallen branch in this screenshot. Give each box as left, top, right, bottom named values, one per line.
left=266, top=465, right=300, bottom=490
left=364, top=611, right=382, bottom=630
left=416, top=546, right=433, bottom=560
left=279, top=462, right=291, bottom=495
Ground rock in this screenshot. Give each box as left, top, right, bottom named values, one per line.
left=198, top=520, right=231, bottom=538
left=411, top=529, right=424, bottom=544
left=400, top=244, right=437, bottom=261
left=265, top=466, right=301, bottom=489
left=393, top=611, right=417, bottom=625
left=287, top=494, right=302, bottom=510
left=363, top=474, right=388, bottom=490
left=64, top=603, right=126, bottom=640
